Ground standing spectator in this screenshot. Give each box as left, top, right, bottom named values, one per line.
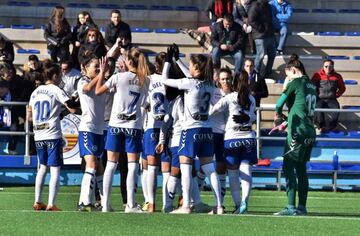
left=233, top=0, right=255, bottom=54
left=269, top=0, right=293, bottom=55
left=59, top=60, right=81, bottom=97
left=247, top=0, right=276, bottom=78
left=78, top=28, right=107, bottom=65
left=211, top=14, right=245, bottom=76
left=0, top=80, right=11, bottom=131
left=206, top=0, right=234, bottom=24
left=44, top=6, right=72, bottom=63
left=243, top=58, right=268, bottom=107
left=24, top=55, right=43, bottom=82
left=0, top=35, right=14, bottom=66
left=104, top=10, right=132, bottom=48
left=311, top=59, right=346, bottom=132
left=72, top=11, right=98, bottom=69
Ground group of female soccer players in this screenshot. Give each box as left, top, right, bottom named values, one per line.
left=29, top=43, right=315, bottom=216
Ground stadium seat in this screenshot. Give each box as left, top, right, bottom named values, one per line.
left=344, top=80, right=358, bottom=85
left=17, top=49, right=40, bottom=54
left=67, top=3, right=91, bottom=8
left=149, top=5, right=173, bottom=11
left=339, top=9, right=360, bottom=14
left=344, top=32, right=360, bottom=36
left=7, top=1, right=31, bottom=7
left=10, top=24, right=34, bottom=29
left=155, top=28, right=178, bottom=34
left=307, top=162, right=334, bottom=171
left=291, top=32, right=315, bottom=35
left=175, top=6, right=199, bottom=11
left=99, top=26, right=106, bottom=32
left=325, top=55, right=350, bottom=60
left=124, top=4, right=148, bottom=10
left=312, top=9, right=337, bottom=13
left=131, top=27, right=152, bottom=33
left=292, top=8, right=310, bottom=13
left=276, top=80, right=285, bottom=84
left=354, top=56, right=360, bottom=60
left=0, top=25, right=4, bottom=28
left=38, top=2, right=59, bottom=7
left=348, top=131, right=360, bottom=138
left=317, top=32, right=342, bottom=36
left=342, top=106, right=360, bottom=110
left=97, top=4, right=121, bottom=9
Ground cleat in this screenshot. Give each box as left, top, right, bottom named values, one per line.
left=162, top=205, right=174, bottom=213
left=177, top=196, right=183, bottom=208
left=33, top=202, right=47, bottom=211
left=78, top=203, right=93, bottom=212
left=147, top=203, right=155, bottom=213
left=295, top=206, right=308, bottom=216
left=141, top=202, right=149, bottom=211
left=239, top=201, right=248, bottom=214
left=208, top=206, right=224, bottom=215
left=192, top=202, right=212, bottom=213
left=170, top=207, right=191, bottom=214
left=125, top=205, right=143, bottom=213
left=46, top=205, right=61, bottom=211
left=233, top=205, right=240, bottom=214
left=273, top=207, right=296, bottom=216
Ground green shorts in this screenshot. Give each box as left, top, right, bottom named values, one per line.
left=283, top=131, right=315, bottom=162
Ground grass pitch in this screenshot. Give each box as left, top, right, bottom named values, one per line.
left=1, top=186, right=360, bottom=236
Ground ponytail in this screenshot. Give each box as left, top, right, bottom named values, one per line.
left=127, top=48, right=150, bottom=88
left=234, top=71, right=251, bottom=110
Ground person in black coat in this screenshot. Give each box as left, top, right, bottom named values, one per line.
left=0, top=36, right=14, bottom=65
left=104, top=10, right=132, bottom=48
left=211, top=14, right=245, bottom=75
left=43, top=6, right=72, bottom=63
left=78, top=28, right=107, bottom=65
left=233, top=0, right=255, bottom=54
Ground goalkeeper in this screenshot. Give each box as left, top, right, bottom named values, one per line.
left=271, top=57, right=317, bottom=216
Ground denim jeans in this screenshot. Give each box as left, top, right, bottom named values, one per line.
left=212, top=46, right=244, bottom=73
left=277, top=25, right=288, bottom=51
left=254, top=36, right=276, bottom=77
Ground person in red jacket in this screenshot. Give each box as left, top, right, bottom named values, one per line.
left=311, top=59, right=346, bottom=132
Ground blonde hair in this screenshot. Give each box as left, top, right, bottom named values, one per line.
left=127, top=48, right=150, bottom=88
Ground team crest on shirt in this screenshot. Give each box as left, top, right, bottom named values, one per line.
left=61, top=114, right=81, bottom=164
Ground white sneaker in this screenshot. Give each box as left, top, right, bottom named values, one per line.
left=208, top=206, right=224, bottom=215
left=125, top=205, right=143, bottom=213
left=102, top=204, right=114, bottom=212
left=192, top=202, right=212, bottom=213
left=170, top=207, right=191, bottom=214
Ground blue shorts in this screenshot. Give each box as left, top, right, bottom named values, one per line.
left=170, top=146, right=180, bottom=168
left=105, top=126, right=143, bottom=153
left=35, top=139, right=63, bottom=167
left=178, top=128, right=214, bottom=159
left=213, top=133, right=225, bottom=162
left=143, top=128, right=169, bottom=162
left=224, top=138, right=258, bottom=166
left=79, top=131, right=105, bottom=158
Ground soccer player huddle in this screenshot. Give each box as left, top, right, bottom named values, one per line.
left=28, top=43, right=316, bottom=216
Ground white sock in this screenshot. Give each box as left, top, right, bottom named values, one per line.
left=102, top=161, right=117, bottom=210
left=197, top=171, right=206, bottom=189
left=162, top=172, right=170, bottom=208
left=180, top=163, right=192, bottom=209
left=239, top=162, right=252, bottom=202
left=48, top=166, right=60, bottom=206
left=166, top=175, right=179, bottom=207
left=96, top=175, right=104, bottom=201
left=228, top=169, right=241, bottom=207
left=191, top=177, right=202, bottom=205
left=127, top=162, right=139, bottom=208
left=202, top=163, right=221, bottom=207
left=147, top=165, right=158, bottom=204
left=35, top=164, right=47, bottom=203
left=79, top=168, right=96, bottom=205
left=141, top=169, right=149, bottom=203
left=219, top=174, right=226, bottom=205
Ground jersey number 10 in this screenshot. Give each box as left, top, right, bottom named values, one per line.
left=34, top=100, right=51, bottom=122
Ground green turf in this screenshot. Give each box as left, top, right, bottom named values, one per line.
left=1, top=186, right=360, bottom=236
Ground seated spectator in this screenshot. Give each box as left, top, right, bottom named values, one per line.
left=44, top=6, right=72, bottom=63
left=59, top=60, right=81, bottom=97
left=211, top=14, right=245, bottom=76
left=0, top=80, right=11, bottom=130
left=105, top=10, right=131, bottom=48
left=206, top=0, right=234, bottom=24
left=0, top=36, right=14, bottom=66
left=78, top=28, right=107, bottom=65
left=247, top=0, right=276, bottom=78
left=23, top=55, right=43, bottom=82
left=269, top=0, right=293, bottom=55
left=72, top=11, right=98, bottom=69
left=233, top=0, right=255, bottom=54
left=311, top=59, right=346, bottom=132
left=243, top=58, right=268, bottom=107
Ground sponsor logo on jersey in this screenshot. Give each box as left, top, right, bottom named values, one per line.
left=61, top=114, right=81, bottom=164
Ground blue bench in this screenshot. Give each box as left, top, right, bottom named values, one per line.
left=317, top=32, right=342, bottom=36
left=344, top=32, right=360, bottom=36
left=155, top=28, right=178, bottom=34
left=325, top=55, right=350, bottom=60
left=293, top=8, right=310, bottom=13
left=11, top=24, right=34, bottom=29
left=348, top=131, right=360, bottom=138
left=339, top=9, right=360, bottom=14
left=97, top=4, right=121, bottom=9
left=67, top=3, right=91, bottom=8
left=175, top=6, right=199, bottom=11
left=312, top=9, right=337, bottom=13
left=17, top=49, right=40, bottom=54
left=149, top=5, right=173, bottom=11
left=7, top=1, right=31, bottom=7
left=131, top=27, right=152, bottom=33
left=38, top=2, right=59, bottom=7
left=342, top=106, right=360, bottom=110
left=0, top=25, right=4, bottom=28
left=124, top=4, right=147, bottom=10
left=344, top=80, right=358, bottom=85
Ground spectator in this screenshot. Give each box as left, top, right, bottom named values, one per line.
left=311, top=59, right=346, bottom=132
left=206, top=0, right=234, bottom=24
left=0, top=35, right=14, bottom=66
left=59, top=60, right=81, bottom=97
left=72, top=11, right=98, bottom=69
left=247, top=0, right=276, bottom=78
left=78, top=28, right=107, bottom=66
left=44, top=5, right=72, bottom=63
left=211, top=14, right=245, bottom=76
left=269, top=0, right=293, bottom=55
left=106, top=34, right=132, bottom=73
left=233, top=0, right=255, bottom=54
left=24, top=55, right=43, bottom=82
left=243, top=58, right=268, bottom=107
left=104, top=10, right=132, bottom=48
left=0, top=80, right=11, bottom=130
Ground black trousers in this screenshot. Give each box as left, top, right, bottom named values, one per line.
left=315, top=98, right=340, bottom=130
